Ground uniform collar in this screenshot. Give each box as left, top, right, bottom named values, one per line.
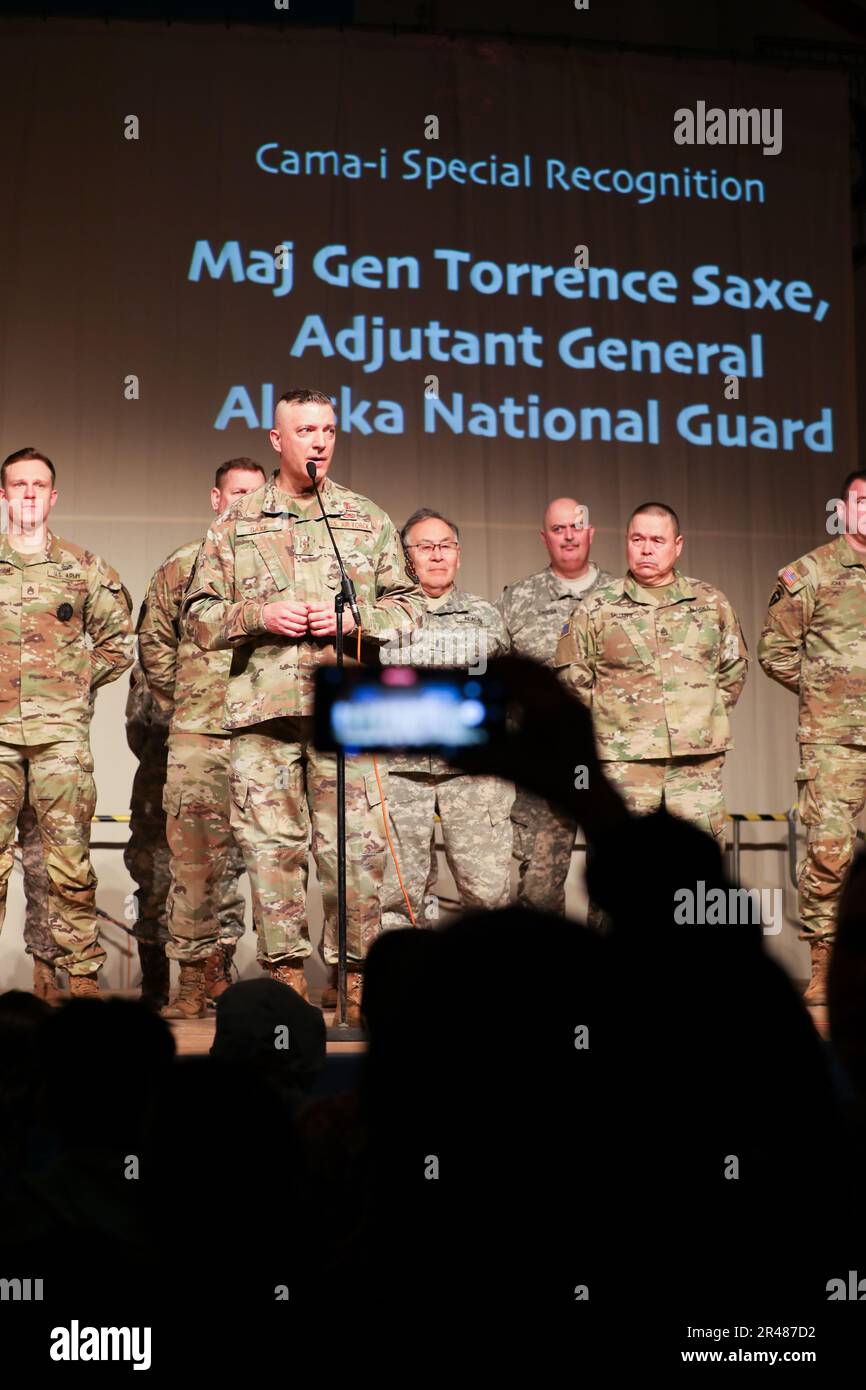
left=837, top=535, right=866, bottom=569
left=546, top=562, right=598, bottom=598
left=261, top=471, right=337, bottom=518
left=425, top=586, right=471, bottom=614
left=0, top=527, right=62, bottom=567
left=624, top=568, right=695, bottom=604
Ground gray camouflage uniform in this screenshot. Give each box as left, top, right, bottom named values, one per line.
left=497, top=563, right=613, bottom=914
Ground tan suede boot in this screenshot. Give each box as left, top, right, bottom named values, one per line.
left=69, top=973, right=101, bottom=999
left=161, top=960, right=209, bottom=1019
left=341, top=970, right=363, bottom=1028
left=320, top=966, right=338, bottom=1010
left=33, top=957, right=64, bottom=1005
left=803, top=937, right=833, bottom=1007
left=264, top=959, right=310, bottom=1002
left=205, top=942, right=236, bottom=1003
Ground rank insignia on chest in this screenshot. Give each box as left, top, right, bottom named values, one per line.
left=23, top=582, right=39, bottom=599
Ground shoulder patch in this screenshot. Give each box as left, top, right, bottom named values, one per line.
left=560, top=620, right=570, bottom=636
left=779, top=562, right=808, bottom=594
left=768, top=584, right=783, bottom=607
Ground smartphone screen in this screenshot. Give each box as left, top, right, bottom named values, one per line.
left=314, top=666, right=507, bottom=753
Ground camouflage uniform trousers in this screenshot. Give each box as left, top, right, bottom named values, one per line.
left=382, top=771, right=514, bottom=929
left=18, top=793, right=60, bottom=964
left=162, top=732, right=250, bottom=963
left=228, top=717, right=387, bottom=967
left=0, top=740, right=103, bottom=976
left=602, top=754, right=728, bottom=850
left=125, top=727, right=247, bottom=954
left=795, top=743, right=866, bottom=942
left=124, top=724, right=171, bottom=946
left=510, top=790, right=578, bottom=917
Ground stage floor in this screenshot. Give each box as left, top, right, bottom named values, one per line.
left=166, top=1001, right=366, bottom=1056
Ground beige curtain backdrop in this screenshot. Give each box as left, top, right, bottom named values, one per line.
left=0, top=19, right=856, bottom=985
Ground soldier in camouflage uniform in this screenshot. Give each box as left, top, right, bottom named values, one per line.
left=182, top=390, right=425, bottom=1024
left=555, top=502, right=748, bottom=851
left=137, top=459, right=266, bottom=1018
left=758, top=470, right=866, bottom=1006
left=0, top=447, right=134, bottom=996
left=379, top=508, right=514, bottom=933
left=498, top=498, right=614, bottom=916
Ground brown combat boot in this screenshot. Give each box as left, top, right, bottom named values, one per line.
left=69, top=973, right=101, bottom=999
left=320, top=966, right=338, bottom=1010
left=138, top=940, right=170, bottom=1009
left=803, top=937, right=833, bottom=1007
left=160, top=960, right=209, bottom=1019
left=337, top=970, right=363, bottom=1028
left=205, top=942, right=236, bottom=1004
left=264, top=959, right=310, bottom=1002
left=32, top=957, right=64, bottom=1004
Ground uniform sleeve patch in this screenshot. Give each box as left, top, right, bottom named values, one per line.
left=781, top=565, right=799, bottom=590
left=560, top=620, right=570, bottom=636
left=722, top=632, right=740, bottom=663
left=768, top=584, right=783, bottom=607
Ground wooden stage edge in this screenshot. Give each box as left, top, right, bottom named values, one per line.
left=54, top=989, right=826, bottom=1052
left=97, top=989, right=367, bottom=1055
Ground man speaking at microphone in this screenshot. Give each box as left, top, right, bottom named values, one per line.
left=182, top=389, right=424, bottom=1023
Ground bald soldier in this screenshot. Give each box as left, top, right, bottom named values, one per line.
left=555, top=502, right=747, bottom=847
left=135, top=459, right=266, bottom=1017
left=758, top=469, right=866, bottom=1006
left=380, top=508, right=514, bottom=932
left=0, top=447, right=134, bottom=995
left=498, top=498, right=613, bottom=914
left=182, top=389, right=425, bottom=1024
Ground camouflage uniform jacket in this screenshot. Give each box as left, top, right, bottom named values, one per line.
left=498, top=563, right=615, bottom=665
left=0, top=529, right=133, bottom=744
left=757, top=536, right=866, bottom=747
left=183, top=474, right=425, bottom=728
left=138, top=539, right=232, bottom=736
left=386, top=586, right=509, bottom=775
left=554, top=570, right=748, bottom=761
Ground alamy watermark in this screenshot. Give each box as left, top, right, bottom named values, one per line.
left=674, top=102, right=782, bottom=157
left=674, top=881, right=782, bottom=935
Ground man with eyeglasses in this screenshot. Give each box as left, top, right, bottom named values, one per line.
left=378, top=507, right=514, bottom=930
left=498, top=498, right=614, bottom=915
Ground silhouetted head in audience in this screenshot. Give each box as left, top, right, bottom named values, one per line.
left=211, top=977, right=326, bottom=1097
left=35, top=999, right=175, bottom=1149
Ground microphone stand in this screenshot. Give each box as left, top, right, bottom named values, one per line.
left=306, top=464, right=365, bottom=1041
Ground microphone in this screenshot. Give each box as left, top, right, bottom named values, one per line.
left=306, top=462, right=362, bottom=628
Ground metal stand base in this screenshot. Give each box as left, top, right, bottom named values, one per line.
left=325, top=1023, right=366, bottom=1042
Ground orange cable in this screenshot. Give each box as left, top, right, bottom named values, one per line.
left=372, top=751, right=417, bottom=927
left=357, top=623, right=418, bottom=927
left=354, top=622, right=417, bottom=925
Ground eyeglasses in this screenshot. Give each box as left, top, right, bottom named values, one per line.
left=406, top=541, right=460, bottom=554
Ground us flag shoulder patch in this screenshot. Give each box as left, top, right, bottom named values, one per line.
left=781, top=565, right=799, bottom=589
